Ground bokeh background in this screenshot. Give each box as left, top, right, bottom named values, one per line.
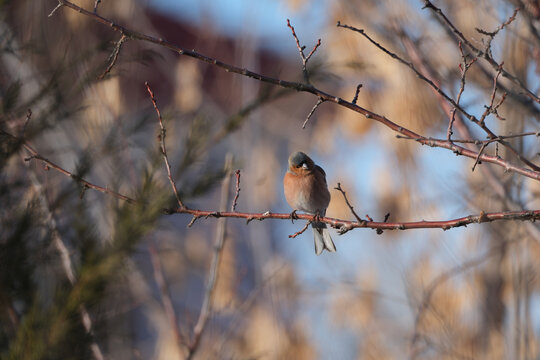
left=2, top=0, right=540, bottom=359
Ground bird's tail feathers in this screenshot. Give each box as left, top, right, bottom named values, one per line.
left=312, top=226, right=336, bottom=255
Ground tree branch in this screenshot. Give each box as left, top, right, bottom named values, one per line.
left=53, top=0, right=540, bottom=181
left=145, top=82, right=185, bottom=208
left=173, top=207, right=540, bottom=232
left=422, top=1, right=539, bottom=104
left=2, top=130, right=136, bottom=203
left=8, top=127, right=540, bottom=232
left=188, top=155, right=233, bottom=359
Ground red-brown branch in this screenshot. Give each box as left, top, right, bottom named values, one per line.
left=52, top=0, right=540, bottom=181
left=289, top=221, right=312, bottom=238
left=172, top=207, right=540, bottom=232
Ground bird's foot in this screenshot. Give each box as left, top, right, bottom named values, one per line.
left=314, top=210, right=322, bottom=223
left=289, top=210, right=299, bottom=223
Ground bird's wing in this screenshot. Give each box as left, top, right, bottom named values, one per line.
left=314, top=165, right=326, bottom=181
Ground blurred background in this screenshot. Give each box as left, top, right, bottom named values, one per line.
left=2, top=0, right=540, bottom=359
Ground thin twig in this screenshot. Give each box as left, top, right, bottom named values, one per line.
left=145, top=82, right=185, bottom=208
left=334, top=182, right=363, bottom=223
left=98, top=34, right=127, bottom=79
left=352, top=84, right=362, bottom=105
left=231, top=169, right=241, bottom=212
left=188, top=155, right=233, bottom=359
left=187, top=215, right=201, bottom=227
left=48, top=2, right=63, bottom=17
left=479, top=64, right=504, bottom=125
left=302, top=97, right=324, bottom=128
left=448, top=41, right=477, bottom=141
left=472, top=142, right=489, bottom=171
left=287, top=19, right=321, bottom=83
left=289, top=220, right=312, bottom=238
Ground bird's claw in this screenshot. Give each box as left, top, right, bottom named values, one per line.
left=289, top=210, right=299, bottom=223
left=314, top=210, right=321, bottom=223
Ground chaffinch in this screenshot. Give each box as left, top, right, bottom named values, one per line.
left=284, top=151, right=336, bottom=255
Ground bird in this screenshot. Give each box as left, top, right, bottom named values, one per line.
left=283, top=151, right=336, bottom=255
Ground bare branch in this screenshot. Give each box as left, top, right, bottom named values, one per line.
left=231, top=169, right=241, bottom=212
left=448, top=41, right=477, bottom=141
left=1, top=130, right=136, bottom=203
left=472, top=142, right=489, bottom=172
left=338, top=21, right=498, bottom=140
left=302, top=97, right=324, bottom=128
left=334, top=182, right=363, bottom=223
left=422, top=1, right=539, bottom=104
left=7, top=128, right=540, bottom=232
left=287, top=19, right=321, bottom=83
left=171, top=207, right=540, bottom=232
left=51, top=1, right=540, bottom=180
left=351, top=84, right=363, bottom=105
left=188, top=155, right=233, bottom=359
left=397, top=131, right=540, bottom=145
left=48, top=2, right=63, bottom=17
left=145, top=82, right=185, bottom=208
left=98, top=34, right=127, bottom=79
left=288, top=220, right=312, bottom=238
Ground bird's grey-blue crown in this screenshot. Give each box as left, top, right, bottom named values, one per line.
left=289, top=151, right=309, bottom=167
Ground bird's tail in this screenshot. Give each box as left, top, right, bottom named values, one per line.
left=312, top=222, right=336, bottom=255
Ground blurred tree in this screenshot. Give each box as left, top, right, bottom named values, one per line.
left=1, top=0, right=540, bottom=359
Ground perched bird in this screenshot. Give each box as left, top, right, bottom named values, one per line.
left=283, top=151, right=336, bottom=255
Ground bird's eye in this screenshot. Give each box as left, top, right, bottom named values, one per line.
left=301, top=162, right=309, bottom=169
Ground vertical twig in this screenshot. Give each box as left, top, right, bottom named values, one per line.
left=149, top=243, right=185, bottom=357
left=145, top=82, right=185, bottom=208
left=351, top=84, right=363, bottom=105
left=188, top=154, right=234, bottom=359
left=231, top=169, right=241, bottom=212
left=287, top=19, right=321, bottom=83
